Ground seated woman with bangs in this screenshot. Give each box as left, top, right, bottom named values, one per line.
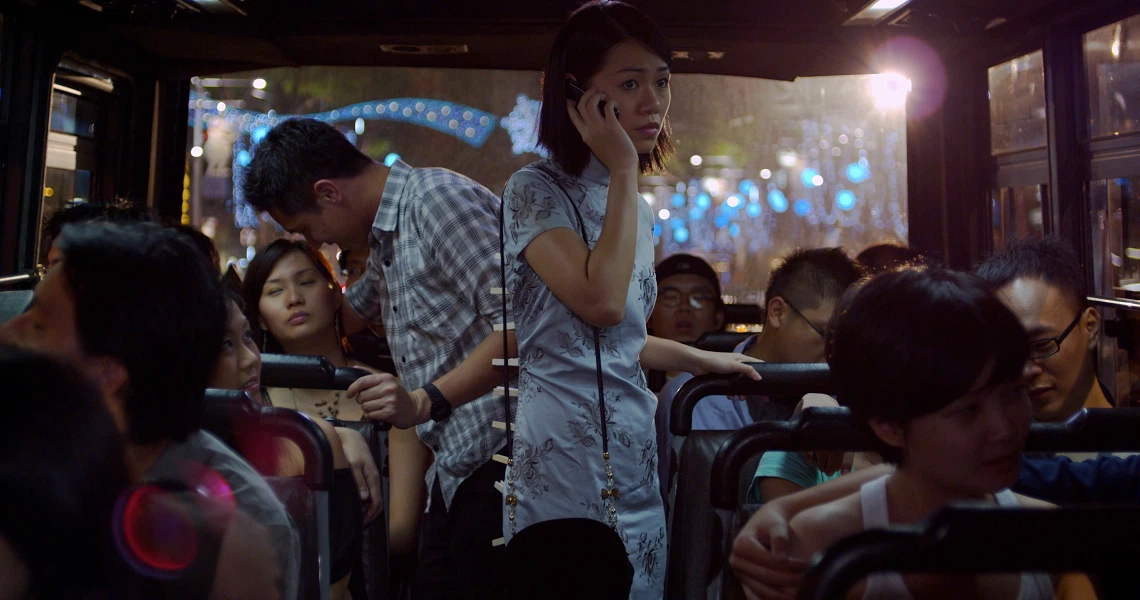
left=787, top=268, right=1092, bottom=600
left=210, top=289, right=367, bottom=600
left=243, top=239, right=431, bottom=559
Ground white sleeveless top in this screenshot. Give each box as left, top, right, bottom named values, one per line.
left=859, top=475, right=1054, bottom=600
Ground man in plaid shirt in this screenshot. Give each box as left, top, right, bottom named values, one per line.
left=244, top=118, right=513, bottom=599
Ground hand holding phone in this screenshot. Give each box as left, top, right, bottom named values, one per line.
left=567, top=81, right=620, bottom=119
left=565, top=80, right=637, bottom=174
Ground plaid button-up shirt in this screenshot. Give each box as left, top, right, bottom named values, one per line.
left=345, top=159, right=511, bottom=509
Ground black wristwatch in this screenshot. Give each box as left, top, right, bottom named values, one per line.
left=423, top=383, right=452, bottom=422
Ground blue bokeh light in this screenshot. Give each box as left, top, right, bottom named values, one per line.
left=729, top=223, right=740, bottom=238
left=836, top=190, right=857, bottom=211
left=384, top=153, right=401, bottom=167
left=714, top=215, right=730, bottom=229
left=672, top=193, right=686, bottom=208
left=674, top=227, right=690, bottom=243
left=696, top=193, right=712, bottom=209
left=251, top=125, right=270, bottom=145
left=768, top=190, right=789, bottom=213
left=236, top=149, right=252, bottom=167
left=689, top=207, right=704, bottom=220
left=801, top=168, right=820, bottom=187
left=747, top=203, right=762, bottom=218
left=794, top=199, right=812, bottom=216
left=739, top=180, right=756, bottom=196
left=846, top=163, right=869, bottom=183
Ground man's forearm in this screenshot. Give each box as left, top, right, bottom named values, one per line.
left=428, top=330, right=518, bottom=408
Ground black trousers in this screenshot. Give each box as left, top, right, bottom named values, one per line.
left=415, top=457, right=506, bottom=600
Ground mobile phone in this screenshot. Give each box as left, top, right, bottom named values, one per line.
left=567, top=81, right=619, bottom=119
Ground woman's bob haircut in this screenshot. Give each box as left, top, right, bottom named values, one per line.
left=538, top=0, right=674, bottom=177
left=827, top=267, right=1030, bottom=461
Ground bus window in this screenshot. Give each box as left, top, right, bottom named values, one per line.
left=186, top=67, right=907, bottom=302
left=1086, top=13, right=1140, bottom=139
left=989, top=51, right=1047, bottom=250
left=38, top=60, right=118, bottom=264
left=991, top=184, right=1046, bottom=250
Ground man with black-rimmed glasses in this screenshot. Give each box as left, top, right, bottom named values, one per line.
left=975, top=235, right=1114, bottom=424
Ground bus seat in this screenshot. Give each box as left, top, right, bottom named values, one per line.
left=667, top=430, right=734, bottom=600
left=693, top=332, right=753, bottom=353
left=259, top=353, right=398, bottom=599
left=800, top=505, right=1140, bottom=600
left=722, top=303, right=764, bottom=326
left=670, top=363, right=833, bottom=437
left=333, top=419, right=399, bottom=600
left=202, top=390, right=335, bottom=600
left=666, top=365, right=832, bottom=600
left=711, top=407, right=1140, bottom=512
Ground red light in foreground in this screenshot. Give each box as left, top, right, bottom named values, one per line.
left=116, top=484, right=199, bottom=575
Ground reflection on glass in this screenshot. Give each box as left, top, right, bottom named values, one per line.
left=1085, top=14, right=1140, bottom=139
left=1095, top=305, right=1140, bottom=408
left=991, top=185, right=1046, bottom=251
left=187, top=68, right=906, bottom=302
left=1090, top=177, right=1140, bottom=298
left=988, top=50, right=1047, bottom=155
left=1091, top=176, right=1140, bottom=407
left=49, top=91, right=97, bottom=138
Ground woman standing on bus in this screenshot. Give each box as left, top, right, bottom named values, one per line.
left=501, top=2, right=757, bottom=595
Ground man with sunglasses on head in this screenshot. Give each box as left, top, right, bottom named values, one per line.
left=975, top=235, right=1113, bottom=424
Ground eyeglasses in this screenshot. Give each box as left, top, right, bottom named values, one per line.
left=1029, top=310, right=1085, bottom=360
left=658, top=287, right=717, bottom=309
left=784, top=298, right=826, bottom=338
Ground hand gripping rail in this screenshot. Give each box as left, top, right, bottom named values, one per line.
left=259, top=353, right=392, bottom=431
left=710, top=407, right=1140, bottom=510
left=670, top=363, right=834, bottom=436
left=203, top=389, right=335, bottom=600
left=799, top=505, right=1140, bottom=600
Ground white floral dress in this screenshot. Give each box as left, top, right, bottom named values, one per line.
left=502, top=155, right=666, bottom=598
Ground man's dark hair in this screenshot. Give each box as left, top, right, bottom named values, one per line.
left=856, top=242, right=926, bottom=275
left=174, top=224, right=222, bottom=277
left=242, top=238, right=344, bottom=354
left=242, top=118, right=374, bottom=217
left=538, top=0, right=674, bottom=176
left=57, top=222, right=226, bottom=444
left=973, top=235, right=1088, bottom=311
left=827, top=268, right=1029, bottom=463
left=43, top=199, right=152, bottom=241
left=0, top=345, right=130, bottom=597
left=764, top=247, right=864, bottom=311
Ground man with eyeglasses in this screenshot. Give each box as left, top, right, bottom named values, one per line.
left=654, top=247, right=862, bottom=502
left=975, top=235, right=1113, bottom=424
left=648, top=254, right=726, bottom=345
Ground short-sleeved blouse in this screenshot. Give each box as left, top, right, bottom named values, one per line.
left=501, top=155, right=666, bottom=598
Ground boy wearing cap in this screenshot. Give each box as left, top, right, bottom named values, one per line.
left=648, top=254, right=726, bottom=345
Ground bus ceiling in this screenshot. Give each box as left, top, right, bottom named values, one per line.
left=53, top=0, right=1078, bottom=80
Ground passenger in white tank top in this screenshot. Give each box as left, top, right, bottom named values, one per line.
left=782, top=268, right=1094, bottom=600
